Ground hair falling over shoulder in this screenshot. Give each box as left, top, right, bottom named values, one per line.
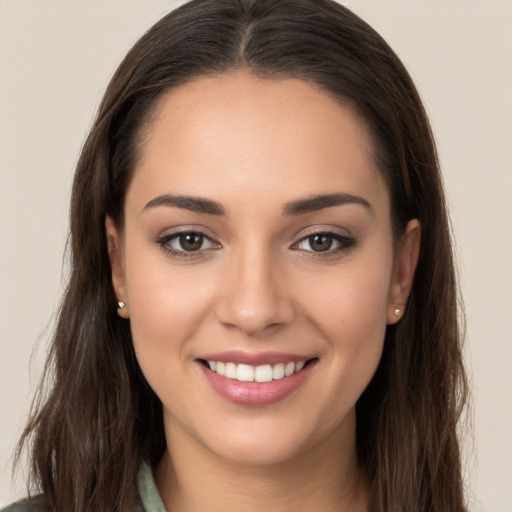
left=15, top=1, right=469, bottom=511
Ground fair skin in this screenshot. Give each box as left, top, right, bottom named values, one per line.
left=107, top=71, right=420, bottom=512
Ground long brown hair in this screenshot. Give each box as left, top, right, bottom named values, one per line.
left=16, top=1, right=469, bottom=510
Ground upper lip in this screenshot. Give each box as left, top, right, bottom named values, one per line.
left=198, top=350, right=313, bottom=366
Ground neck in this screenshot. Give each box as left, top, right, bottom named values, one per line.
left=155, top=416, right=369, bottom=512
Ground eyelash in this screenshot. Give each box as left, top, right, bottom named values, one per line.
left=154, top=230, right=357, bottom=259
left=154, top=231, right=220, bottom=259
left=292, top=231, right=357, bottom=257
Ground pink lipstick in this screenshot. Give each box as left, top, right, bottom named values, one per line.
left=197, top=351, right=317, bottom=406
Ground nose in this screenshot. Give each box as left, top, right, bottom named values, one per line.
left=215, top=246, right=295, bottom=336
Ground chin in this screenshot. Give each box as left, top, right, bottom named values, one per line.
left=208, top=434, right=309, bottom=467
left=192, top=412, right=343, bottom=468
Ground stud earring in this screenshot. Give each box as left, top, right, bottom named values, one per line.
left=394, top=308, right=401, bottom=317
left=117, top=301, right=129, bottom=319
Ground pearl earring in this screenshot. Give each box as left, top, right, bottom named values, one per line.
left=394, top=308, right=400, bottom=316
left=117, top=300, right=129, bottom=319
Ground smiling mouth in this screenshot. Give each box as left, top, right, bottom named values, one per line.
left=201, top=359, right=317, bottom=383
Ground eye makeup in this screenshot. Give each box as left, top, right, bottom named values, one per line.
left=154, top=229, right=221, bottom=259
left=154, top=226, right=358, bottom=261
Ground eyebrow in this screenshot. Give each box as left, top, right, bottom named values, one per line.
left=282, top=193, right=372, bottom=216
left=143, top=192, right=371, bottom=217
left=143, top=194, right=226, bottom=215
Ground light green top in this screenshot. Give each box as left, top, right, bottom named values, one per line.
left=137, top=463, right=167, bottom=512
left=2, top=463, right=166, bottom=512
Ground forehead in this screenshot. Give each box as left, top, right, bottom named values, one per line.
left=127, top=71, right=387, bottom=214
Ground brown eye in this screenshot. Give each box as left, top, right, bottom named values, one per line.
left=179, top=232, right=204, bottom=251
left=156, top=230, right=219, bottom=257
left=308, top=234, right=334, bottom=252
left=294, top=231, right=357, bottom=255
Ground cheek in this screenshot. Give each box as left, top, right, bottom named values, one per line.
left=123, top=244, right=218, bottom=365
left=303, top=252, right=391, bottom=333
left=124, top=262, right=220, bottom=424
left=299, top=256, right=392, bottom=396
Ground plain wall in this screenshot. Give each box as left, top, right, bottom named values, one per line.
left=1, top=1, right=511, bottom=510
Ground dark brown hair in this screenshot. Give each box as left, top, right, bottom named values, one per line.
left=16, top=1, right=469, bottom=511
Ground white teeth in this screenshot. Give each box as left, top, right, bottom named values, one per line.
left=254, top=364, right=273, bottom=383
left=236, top=364, right=255, bottom=382
left=295, top=360, right=305, bottom=372
left=225, top=362, right=237, bottom=379
left=206, top=359, right=309, bottom=382
left=284, top=362, right=295, bottom=377
left=272, top=363, right=285, bottom=380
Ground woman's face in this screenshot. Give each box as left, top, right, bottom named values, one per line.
left=107, top=72, right=418, bottom=465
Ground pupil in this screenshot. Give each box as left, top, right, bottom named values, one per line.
left=311, top=234, right=332, bottom=252
left=180, top=233, right=203, bottom=251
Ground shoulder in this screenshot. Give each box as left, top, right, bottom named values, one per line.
left=2, top=463, right=157, bottom=512
left=1, top=499, right=44, bottom=512
left=2, top=499, right=145, bottom=512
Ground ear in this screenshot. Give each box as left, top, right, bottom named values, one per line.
left=387, top=219, right=421, bottom=324
left=105, top=216, right=129, bottom=319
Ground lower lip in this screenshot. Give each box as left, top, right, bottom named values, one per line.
left=198, top=361, right=316, bottom=406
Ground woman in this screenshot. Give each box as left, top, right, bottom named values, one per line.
left=6, top=0, right=469, bottom=510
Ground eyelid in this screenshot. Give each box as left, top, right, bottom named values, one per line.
left=290, top=228, right=357, bottom=255
left=154, top=227, right=221, bottom=258
left=153, top=225, right=356, bottom=259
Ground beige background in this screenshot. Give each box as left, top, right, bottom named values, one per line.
left=1, top=1, right=511, bottom=510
